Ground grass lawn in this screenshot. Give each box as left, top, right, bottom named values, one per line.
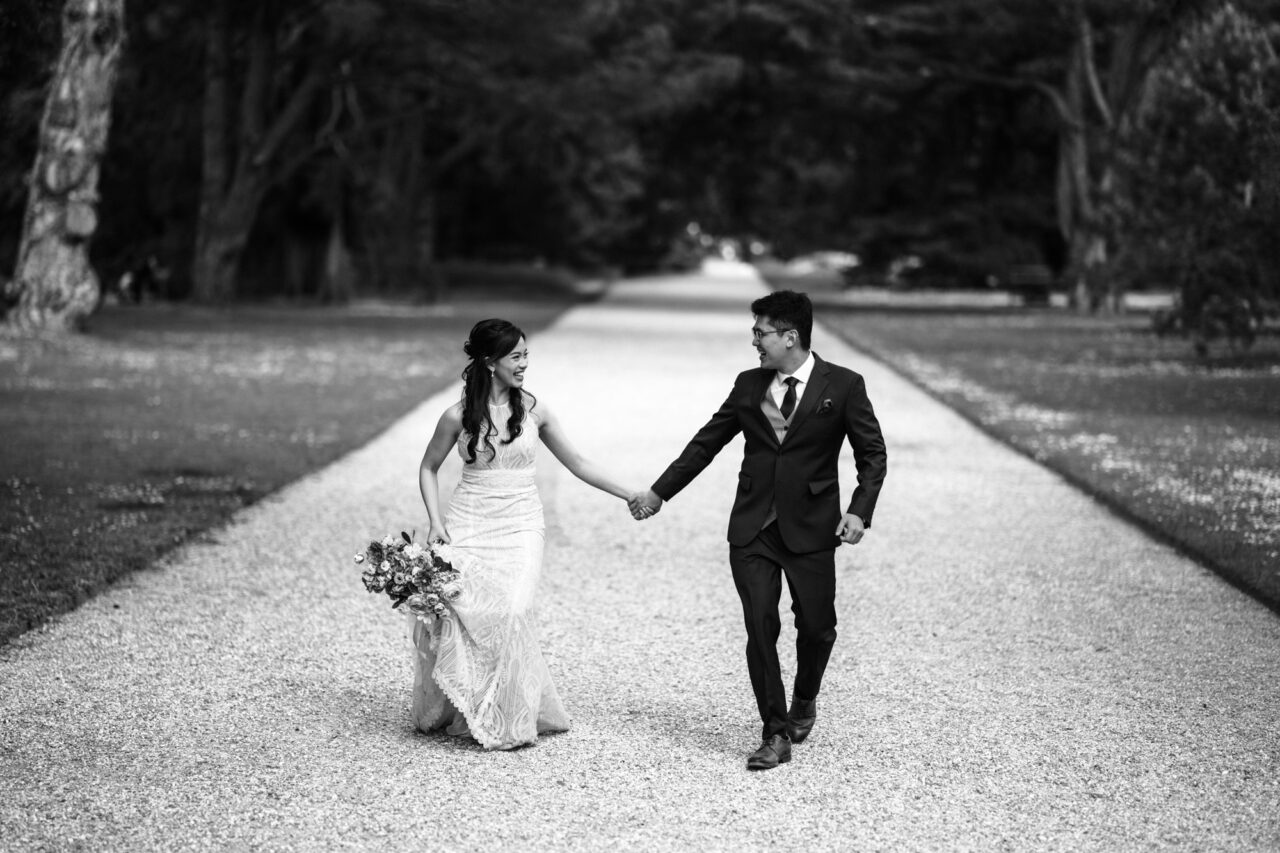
left=0, top=271, right=588, bottom=646
left=816, top=302, right=1280, bottom=611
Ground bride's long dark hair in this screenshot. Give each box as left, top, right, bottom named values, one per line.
left=460, top=319, right=532, bottom=463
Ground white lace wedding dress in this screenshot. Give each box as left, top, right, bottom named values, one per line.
left=410, top=399, right=570, bottom=749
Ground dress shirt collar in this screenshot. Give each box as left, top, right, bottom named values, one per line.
left=776, top=351, right=815, bottom=388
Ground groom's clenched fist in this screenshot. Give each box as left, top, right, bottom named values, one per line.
left=835, top=513, right=865, bottom=545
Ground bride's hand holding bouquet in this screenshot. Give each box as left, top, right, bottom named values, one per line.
left=356, top=531, right=462, bottom=622
left=427, top=523, right=451, bottom=545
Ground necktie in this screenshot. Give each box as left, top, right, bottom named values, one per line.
left=781, top=376, right=799, bottom=420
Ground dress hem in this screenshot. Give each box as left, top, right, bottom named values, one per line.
left=415, top=614, right=569, bottom=751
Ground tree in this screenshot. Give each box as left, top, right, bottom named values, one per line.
left=1122, top=3, right=1280, bottom=351
left=192, top=0, right=354, bottom=302
left=1053, top=0, right=1221, bottom=312
left=0, top=0, right=61, bottom=287
left=607, top=0, right=912, bottom=260
left=859, top=0, right=1219, bottom=307
left=333, top=0, right=616, bottom=295
left=841, top=2, right=1066, bottom=277
left=191, top=0, right=648, bottom=301
left=5, top=0, right=125, bottom=332
left=10, top=0, right=1236, bottom=311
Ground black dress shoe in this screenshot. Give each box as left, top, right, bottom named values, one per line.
left=746, top=734, right=792, bottom=771
left=787, top=696, right=817, bottom=744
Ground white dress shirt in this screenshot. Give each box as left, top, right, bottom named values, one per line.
left=768, top=351, right=815, bottom=412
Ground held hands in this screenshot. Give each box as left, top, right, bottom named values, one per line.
left=627, top=489, right=663, bottom=521
left=835, top=513, right=865, bottom=545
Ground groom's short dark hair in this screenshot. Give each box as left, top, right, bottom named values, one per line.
left=751, top=290, right=813, bottom=350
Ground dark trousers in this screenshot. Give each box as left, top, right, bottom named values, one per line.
left=729, top=522, right=838, bottom=739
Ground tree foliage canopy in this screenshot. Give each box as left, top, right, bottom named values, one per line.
left=1121, top=4, right=1280, bottom=345
left=0, top=0, right=1275, bottom=322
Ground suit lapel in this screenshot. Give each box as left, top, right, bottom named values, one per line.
left=783, top=355, right=829, bottom=442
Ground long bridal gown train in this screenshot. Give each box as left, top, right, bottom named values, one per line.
left=410, top=399, right=570, bottom=750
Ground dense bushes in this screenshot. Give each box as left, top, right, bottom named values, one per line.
left=1122, top=6, right=1280, bottom=351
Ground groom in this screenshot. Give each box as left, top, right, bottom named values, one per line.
left=632, top=289, right=887, bottom=771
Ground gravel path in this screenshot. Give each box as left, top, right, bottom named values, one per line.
left=3, top=264, right=1278, bottom=851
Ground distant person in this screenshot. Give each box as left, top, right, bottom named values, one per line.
left=630, top=289, right=887, bottom=770
left=409, top=319, right=647, bottom=749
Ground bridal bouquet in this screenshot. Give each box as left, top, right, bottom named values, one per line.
left=356, top=532, right=462, bottom=620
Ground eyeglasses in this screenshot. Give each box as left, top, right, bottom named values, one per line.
left=751, top=327, right=793, bottom=341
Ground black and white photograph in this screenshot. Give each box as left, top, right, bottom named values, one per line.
left=2, top=0, right=1278, bottom=849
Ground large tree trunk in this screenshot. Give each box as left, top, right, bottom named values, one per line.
left=191, top=0, right=237, bottom=303
left=191, top=0, right=322, bottom=303
left=1059, top=9, right=1205, bottom=314
left=367, top=111, right=428, bottom=294
left=5, top=0, right=124, bottom=333
left=192, top=183, right=263, bottom=304
left=1059, top=15, right=1129, bottom=315
left=358, top=111, right=448, bottom=300
left=1058, top=32, right=1097, bottom=313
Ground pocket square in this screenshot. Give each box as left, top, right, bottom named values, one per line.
left=816, top=398, right=835, bottom=414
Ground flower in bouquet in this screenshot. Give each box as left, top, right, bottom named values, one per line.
left=361, top=569, right=387, bottom=593
left=356, top=530, right=462, bottom=620
left=404, top=593, right=431, bottom=616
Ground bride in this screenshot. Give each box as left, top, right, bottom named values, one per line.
left=411, top=318, right=642, bottom=749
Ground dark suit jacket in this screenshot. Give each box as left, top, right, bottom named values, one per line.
left=652, top=353, right=887, bottom=554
